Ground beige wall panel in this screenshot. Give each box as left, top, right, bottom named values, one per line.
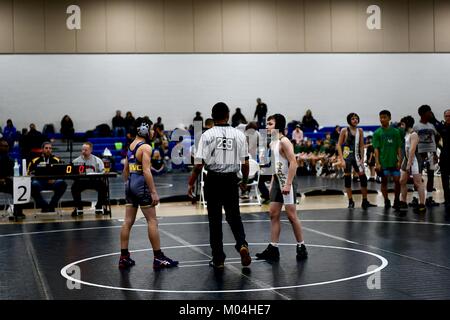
left=106, top=0, right=135, bottom=52
left=435, top=0, right=450, bottom=52
left=276, top=0, right=305, bottom=52
left=76, top=0, right=106, bottom=52
left=305, top=0, right=331, bottom=52
left=331, top=0, right=357, bottom=52
left=250, top=0, right=277, bottom=52
left=357, top=0, right=382, bottom=52
left=14, top=0, right=45, bottom=52
left=136, top=0, right=164, bottom=52
left=223, top=0, right=251, bottom=52
left=409, top=0, right=434, bottom=52
left=164, top=0, right=194, bottom=52
left=45, top=0, right=76, bottom=53
left=382, top=0, right=408, bottom=52
left=0, top=0, right=13, bottom=53
left=193, top=0, right=222, bottom=52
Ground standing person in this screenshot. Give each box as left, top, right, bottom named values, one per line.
left=255, top=114, right=308, bottom=262
left=112, top=110, right=126, bottom=137
left=373, top=110, right=403, bottom=210
left=413, top=105, right=440, bottom=207
left=119, top=117, right=178, bottom=270
left=231, top=108, right=247, bottom=128
left=437, top=109, right=450, bottom=213
left=254, top=98, right=268, bottom=130
left=71, top=142, right=108, bottom=217
left=399, top=116, right=426, bottom=214
left=365, top=136, right=377, bottom=182
left=187, top=102, right=252, bottom=270
left=336, top=113, right=376, bottom=209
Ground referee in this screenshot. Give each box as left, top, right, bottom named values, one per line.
left=188, top=102, right=252, bottom=269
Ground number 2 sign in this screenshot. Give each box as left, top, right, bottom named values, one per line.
left=13, top=177, right=31, bottom=204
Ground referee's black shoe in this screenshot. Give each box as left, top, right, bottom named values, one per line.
left=239, top=245, right=252, bottom=267
left=209, top=260, right=225, bottom=270
left=256, top=244, right=280, bottom=262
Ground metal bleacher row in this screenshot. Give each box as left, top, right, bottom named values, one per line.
left=8, top=125, right=381, bottom=173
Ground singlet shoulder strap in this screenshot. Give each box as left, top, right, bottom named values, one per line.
left=129, top=141, right=147, bottom=156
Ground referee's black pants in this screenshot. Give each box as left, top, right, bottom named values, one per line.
left=205, top=172, right=248, bottom=263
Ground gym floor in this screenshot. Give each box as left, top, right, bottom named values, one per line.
left=0, top=174, right=449, bottom=300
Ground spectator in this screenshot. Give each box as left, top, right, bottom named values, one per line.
left=153, top=117, right=164, bottom=131
left=26, top=123, right=46, bottom=161
left=193, top=111, right=203, bottom=128
left=71, top=142, right=108, bottom=217
left=0, top=139, right=25, bottom=219
left=301, top=109, right=319, bottom=132
left=437, top=109, right=450, bottom=213
left=151, top=149, right=165, bottom=175
left=3, top=119, right=17, bottom=149
left=231, top=108, right=247, bottom=127
left=27, top=141, right=67, bottom=213
left=292, top=124, right=304, bottom=145
left=204, top=118, right=214, bottom=130
left=124, top=111, right=135, bottom=134
left=254, top=98, right=268, bottom=129
left=60, top=115, right=75, bottom=151
left=112, top=110, right=126, bottom=136
left=330, top=125, right=341, bottom=143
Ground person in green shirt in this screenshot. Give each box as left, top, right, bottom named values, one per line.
left=373, top=110, right=402, bottom=210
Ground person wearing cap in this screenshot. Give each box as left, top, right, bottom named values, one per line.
left=118, top=117, right=178, bottom=270
left=292, top=124, right=304, bottom=145
left=187, top=102, right=252, bottom=270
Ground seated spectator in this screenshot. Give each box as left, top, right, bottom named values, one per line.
left=71, top=142, right=108, bottom=217
left=330, top=125, right=341, bottom=143
left=112, top=110, right=126, bottom=137
left=0, top=139, right=25, bottom=219
left=153, top=117, right=164, bottom=131
left=292, top=124, right=304, bottom=145
left=231, top=108, right=247, bottom=127
left=151, top=149, right=165, bottom=175
left=28, top=142, right=67, bottom=213
left=301, top=109, right=320, bottom=132
left=26, top=123, right=46, bottom=161
left=3, top=119, right=17, bottom=149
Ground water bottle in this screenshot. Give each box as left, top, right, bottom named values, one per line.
left=14, top=160, right=20, bottom=176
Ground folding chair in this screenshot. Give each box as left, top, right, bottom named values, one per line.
left=75, top=189, right=104, bottom=215
left=0, top=192, right=13, bottom=219
left=33, top=190, right=63, bottom=218
left=238, top=158, right=262, bottom=206
left=199, top=167, right=208, bottom=208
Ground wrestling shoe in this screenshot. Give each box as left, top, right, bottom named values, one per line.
left=118, top=254, right=135, bottom=269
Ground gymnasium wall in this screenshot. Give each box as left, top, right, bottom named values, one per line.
left=1, top=53, right=449, bottom=132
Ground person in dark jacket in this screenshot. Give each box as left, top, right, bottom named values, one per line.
left=437, top=109, right=450, bottom=213
left=28, top=142, right=67, bottom=213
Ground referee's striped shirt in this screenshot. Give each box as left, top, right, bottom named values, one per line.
left=195, top=124, right=249, bottom=173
